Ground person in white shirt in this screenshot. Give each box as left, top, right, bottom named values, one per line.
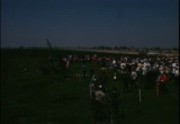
left=130, top=69, right=138, bottom=90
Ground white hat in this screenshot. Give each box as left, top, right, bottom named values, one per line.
left=99, top=85, right=102, bottom=88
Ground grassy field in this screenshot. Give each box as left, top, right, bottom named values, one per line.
left=1, top=48, right=179, bottom=124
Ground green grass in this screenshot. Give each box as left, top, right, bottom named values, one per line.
left=1, top=48, right=179, bottom=124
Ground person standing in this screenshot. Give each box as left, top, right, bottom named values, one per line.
left=130, top=69, right=138, bottom=90
left=109, top=88, right=121, bottom=124
left=94, top=85, right=109, bottom=124
left=122, top=70, right=130, bottom=93
left=156, top=73, right=169, bottom=96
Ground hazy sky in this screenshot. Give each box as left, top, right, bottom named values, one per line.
left=1, top=0, right=179, bottom=48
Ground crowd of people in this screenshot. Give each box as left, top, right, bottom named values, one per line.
left=44, top=53, right=179, bottom=124
left=60, top=53, right=179, bottom=124
left=61, top=54, right=179, bottom=87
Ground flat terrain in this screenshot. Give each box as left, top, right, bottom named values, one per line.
left=1, top=48, right=179, bottom=124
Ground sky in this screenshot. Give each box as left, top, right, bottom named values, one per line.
left=1, top=0, right=179, bottom=48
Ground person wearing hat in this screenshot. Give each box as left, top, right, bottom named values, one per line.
left=95, top=85, right=106, bottom=102
left=93, top=85, right=109, bottom=124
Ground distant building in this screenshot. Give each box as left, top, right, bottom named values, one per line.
left=147, top=51, right=159, bottom=55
